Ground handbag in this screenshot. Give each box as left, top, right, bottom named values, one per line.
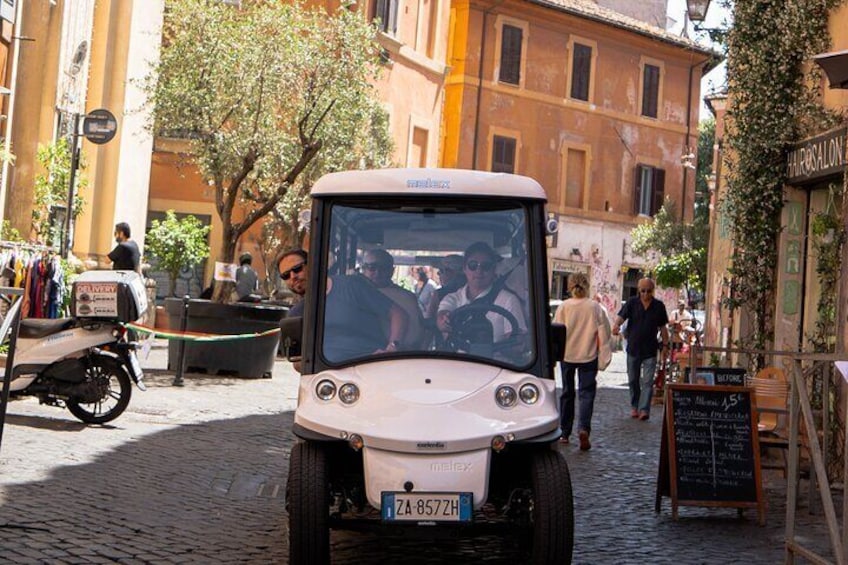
left=596, top=303, right=612, bottom=371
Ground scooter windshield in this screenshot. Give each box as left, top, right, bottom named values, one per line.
left=319, top=200, right=536, bottom=369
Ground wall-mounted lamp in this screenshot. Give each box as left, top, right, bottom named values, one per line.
left=686, top=0, right=711, bottom=23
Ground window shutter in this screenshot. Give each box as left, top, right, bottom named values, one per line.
left=499, top=25, right=522, bottom=85
left=387, top=0, right=398, bottom=34
left=570, top=44, right=591, bottom=101
left=641, top=64, right=660, bottom=118
left=651, top=168, right=665, bottom=215
left=634, top=165, right=644, bottom=215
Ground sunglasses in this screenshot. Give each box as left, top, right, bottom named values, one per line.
left=280, top=262, right=306, bottom=281
left=639, top=288, right=653, bottom=294
left=466, top=260, right=495, bottom=272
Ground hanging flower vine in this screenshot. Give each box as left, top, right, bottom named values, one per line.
left=722, top=0, right=845, bottom=361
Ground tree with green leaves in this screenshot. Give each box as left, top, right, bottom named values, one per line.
left=143, top=0, right=392, bottom=302
left=33, top=138, right=86, bottom=247
left=630, top=119, right=712, bottom=300
left=145, top=210, right=211, bottom=297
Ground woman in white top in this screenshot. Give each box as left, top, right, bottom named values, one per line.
left=553, top=273, right=611, bottom=451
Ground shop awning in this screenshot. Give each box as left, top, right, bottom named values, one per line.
left=813, top=49, right=848, bottom=89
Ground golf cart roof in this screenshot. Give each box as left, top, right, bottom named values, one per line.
left=311, top=168, right=547, bottom=201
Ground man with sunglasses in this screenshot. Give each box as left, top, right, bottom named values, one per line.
left=278, top=249, right=308, bottom=316
left=436, top=242, right=526, bottom=345
left=361, top=249, right=425, bottom=348
left=612, top=278, right=670, bottom=421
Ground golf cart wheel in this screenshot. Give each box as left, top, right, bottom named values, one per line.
left=530, top=450, right=574, bottom=564
left=288, top=441, right=330, bottom=565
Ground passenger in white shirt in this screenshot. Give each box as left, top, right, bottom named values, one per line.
left=436, top=242, right=526, bottom=344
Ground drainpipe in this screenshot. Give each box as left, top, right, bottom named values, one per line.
left=682, top=59, right=697, bottom=222
left=0, top=0, right=26, bottom=224
left=471, top=0, right=506, bottom=171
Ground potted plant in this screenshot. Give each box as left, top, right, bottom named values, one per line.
left=145, top=210, right=211, bottom=298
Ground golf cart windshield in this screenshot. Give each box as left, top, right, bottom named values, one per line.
left=318, top=199, right=536, bottom=369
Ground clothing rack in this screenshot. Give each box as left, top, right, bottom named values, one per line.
left=0, top=240, right=55, bottom=253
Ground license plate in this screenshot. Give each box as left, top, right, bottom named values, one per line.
left=381, top=492, right=472, bottom=523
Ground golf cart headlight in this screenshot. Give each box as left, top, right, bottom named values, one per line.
left=519, top=384, right=540, bottom=404
left=495, top=385, right=517, bottom=408
left=316, top=379, right=336, bottom=401
left=339, top=383, right=360, bottom=405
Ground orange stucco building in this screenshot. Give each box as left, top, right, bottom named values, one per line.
left=443, top=0, right=714, bottom=311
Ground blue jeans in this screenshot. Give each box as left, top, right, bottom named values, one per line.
left=626, top=354, right=657, bottom=415
left=560, top=359, right=598, bottom=436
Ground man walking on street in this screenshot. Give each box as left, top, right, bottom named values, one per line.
left=611, top=278, right=669, bottom=421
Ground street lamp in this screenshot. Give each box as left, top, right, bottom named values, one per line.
left=686, top=0, right=712, bottom=23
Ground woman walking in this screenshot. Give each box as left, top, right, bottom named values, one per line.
left=553, top=273, right=611, bottom=451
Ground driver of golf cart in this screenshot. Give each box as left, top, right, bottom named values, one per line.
left=436, top=241, right=527, bottom=357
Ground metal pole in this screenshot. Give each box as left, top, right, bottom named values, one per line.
left=0, top=294, right=24, bottom=455
left=172, top=294, right=190, bottom=387
left=62, top=113, right=82, bottom=259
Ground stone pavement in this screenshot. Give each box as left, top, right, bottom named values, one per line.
left=0, top=341, right=836, bottom=563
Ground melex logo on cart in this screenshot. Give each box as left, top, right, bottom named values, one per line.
left=430, top=461, right=473, bottom=473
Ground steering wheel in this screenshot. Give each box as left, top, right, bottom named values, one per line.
left=444, top=303, right=524, bottom=355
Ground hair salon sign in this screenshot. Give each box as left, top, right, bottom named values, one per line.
left=786, top=127, right=846, bottom=185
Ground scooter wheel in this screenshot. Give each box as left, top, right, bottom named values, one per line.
left=66, top=355, right=132, bottom=425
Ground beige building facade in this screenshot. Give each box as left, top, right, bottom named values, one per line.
left=0, top=0, right=162, bottom=263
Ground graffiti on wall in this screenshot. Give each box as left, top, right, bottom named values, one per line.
left=590, top=251, right=620, bottom=316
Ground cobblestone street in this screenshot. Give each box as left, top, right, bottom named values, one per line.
left=0, top=342, right=836, bottom=563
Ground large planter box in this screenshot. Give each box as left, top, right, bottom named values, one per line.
left=165, top=298, right=287, bottom=379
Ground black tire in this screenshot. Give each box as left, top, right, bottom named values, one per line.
left=530, top=449, right=574, bottom=564
left=66, top=355, right=132, bottom=425
left=288, top=441, right=329, bottom=565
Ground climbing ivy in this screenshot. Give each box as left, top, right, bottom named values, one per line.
left=722, top=0, right=844, bottom=359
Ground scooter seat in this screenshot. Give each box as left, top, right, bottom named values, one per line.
left=18, top=318, right=76, bottom=339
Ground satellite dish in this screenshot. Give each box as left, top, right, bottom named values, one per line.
left=546, top=217, right=559, bottom=234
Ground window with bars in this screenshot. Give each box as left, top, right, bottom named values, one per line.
left=373, top=0, right=399, bottom=34
left=492, top=136, right=516, bottom=173
left=499, top=24, right=522, bottom=85
left=570, top=43, right=592, bottom=101
left=641, top=64, right=660, bottom=118
left=634, top=164, right=665, bottom=216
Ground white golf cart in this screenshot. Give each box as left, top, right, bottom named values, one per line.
left=282, top=168, right=572, bottom=564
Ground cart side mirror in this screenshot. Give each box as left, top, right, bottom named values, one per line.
left=280, top=316, right=302, bottom=361
left=550, top=322, right=566, bottom=362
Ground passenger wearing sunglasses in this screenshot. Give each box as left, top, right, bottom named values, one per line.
left=436, top=242, right=526, bottom=344
left=611, top=278, right=670, bottom=421
left=278, top=249, right=309, bottom=316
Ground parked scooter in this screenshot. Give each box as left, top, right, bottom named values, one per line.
left=1, top=271, right=147, bottom=424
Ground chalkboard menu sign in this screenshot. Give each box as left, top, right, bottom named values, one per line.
left=655, top=384, right=764, bottom=524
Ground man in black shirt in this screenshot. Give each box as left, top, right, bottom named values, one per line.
left=108, top=222, right=140, bottom=272
left=612, top=278, right=669, bottom=421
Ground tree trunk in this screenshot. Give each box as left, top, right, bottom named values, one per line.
left=212, top=229, right=237, bottom=304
